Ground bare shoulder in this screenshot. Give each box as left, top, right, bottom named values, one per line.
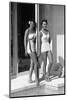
left=24, top=29, right=29, bottom=36
left=39, top=30, right=42, bottom=36
left=47, top=31, right=50, bottom=36
left=48, top=31, right=50, bottom=34
left=39, top=30, right=42, bottom=33
left=25, top=28, right=29, bottom=33
left=49, top=31, right=51, bottom=37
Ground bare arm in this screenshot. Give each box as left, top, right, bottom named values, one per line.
left=24, top=29, right=29, bottom=52
left=49, top=32, right=52, bottom=44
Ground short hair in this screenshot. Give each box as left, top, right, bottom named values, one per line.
left=28, top=20, right=36, bottom=31
left=41, top=19, right=48, bottom=25
left=28, top=19, right=35, bottom=24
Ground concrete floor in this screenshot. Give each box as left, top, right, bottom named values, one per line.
left=11, top=85, right=64, bottom=97
left=11, top=71, right=65, bottom=97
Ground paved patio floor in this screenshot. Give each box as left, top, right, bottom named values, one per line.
left=11, top=71, right=64, bottom=97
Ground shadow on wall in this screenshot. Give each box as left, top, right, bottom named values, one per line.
left=58, top=56, right=64, bottom=67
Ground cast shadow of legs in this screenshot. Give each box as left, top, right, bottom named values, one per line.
left=58, top=56, right=64, bottom=67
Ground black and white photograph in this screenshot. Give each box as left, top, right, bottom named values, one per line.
left=9, top=2, right=65, bottom=97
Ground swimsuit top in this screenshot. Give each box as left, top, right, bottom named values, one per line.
left=40, top=30, right=49, bottom=43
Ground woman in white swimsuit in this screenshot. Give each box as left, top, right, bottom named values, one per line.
left=24, top=20, right=39, bottom=86
left=39, top=19, right=53, bottom=79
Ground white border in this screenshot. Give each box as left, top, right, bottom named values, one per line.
left=0, top=0, right=67, bottom=100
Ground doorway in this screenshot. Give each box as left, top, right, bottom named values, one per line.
left=17, top=3, right=35, bottom=72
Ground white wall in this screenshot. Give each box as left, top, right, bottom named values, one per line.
left=57, top=34, right=64, bottom=66
left=39, top=5, right=64, bottom=63
left=0, top=0, right=66, bottom=100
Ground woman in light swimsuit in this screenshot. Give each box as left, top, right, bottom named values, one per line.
left=24, top=20, right=39, bottom=86
left=39, top=19, right=53, bottom=79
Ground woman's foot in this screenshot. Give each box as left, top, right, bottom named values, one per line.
left=45, top=77, right=52, bottom=82
left=29, top=79, right=33, bottom=83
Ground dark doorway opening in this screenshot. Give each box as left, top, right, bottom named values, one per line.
left=17, top=3, right=35, bottom=72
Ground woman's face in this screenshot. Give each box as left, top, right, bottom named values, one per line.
left=29, top=21, right=34, bottom=29
left=42, top=21, right=47, bottom=30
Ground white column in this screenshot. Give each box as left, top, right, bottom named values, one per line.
left=37, top=4, right=40, bottom=55
left=35, top=4, right=37, bottom=23
left=35, top=4, right=37, bottom=52
left=35, top=4, right=39, bottom=54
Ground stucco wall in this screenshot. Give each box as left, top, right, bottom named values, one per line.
left=39, top=4, right=64, bottom=63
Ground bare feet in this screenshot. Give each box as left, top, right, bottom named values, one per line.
left=45, top=77, right=52, bottom=82
left=29, top=79, right=33, bottom=83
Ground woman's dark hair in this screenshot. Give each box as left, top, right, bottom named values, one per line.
left=41, top=19, right=48, bottom=25
left=28, top=20, right=36, bottom=31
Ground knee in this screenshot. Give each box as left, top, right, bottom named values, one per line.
left=44, top=60, right=47, bottom=65
left=34, top=61, right=38, bottom=67
left=43, top=57, right=47, bottom=65
left=49, top=59, right=53, bottom=64
left=49, top=55, right=53, bottom=64
left=30, top=59, right=33, bottom=66
left=48, top=51, right=53, bottom=63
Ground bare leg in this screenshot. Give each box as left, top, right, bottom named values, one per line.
left=45, top=51, right=53, bottom=81
left=41, top=52, right=47, bottom=78
left=47, top=51, right=53, bottom=76
left=30, top=52, right=39, bottom=86
left=34, top=63, right=39, bottom=85
left=29, top=59, right=34, bottom=83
